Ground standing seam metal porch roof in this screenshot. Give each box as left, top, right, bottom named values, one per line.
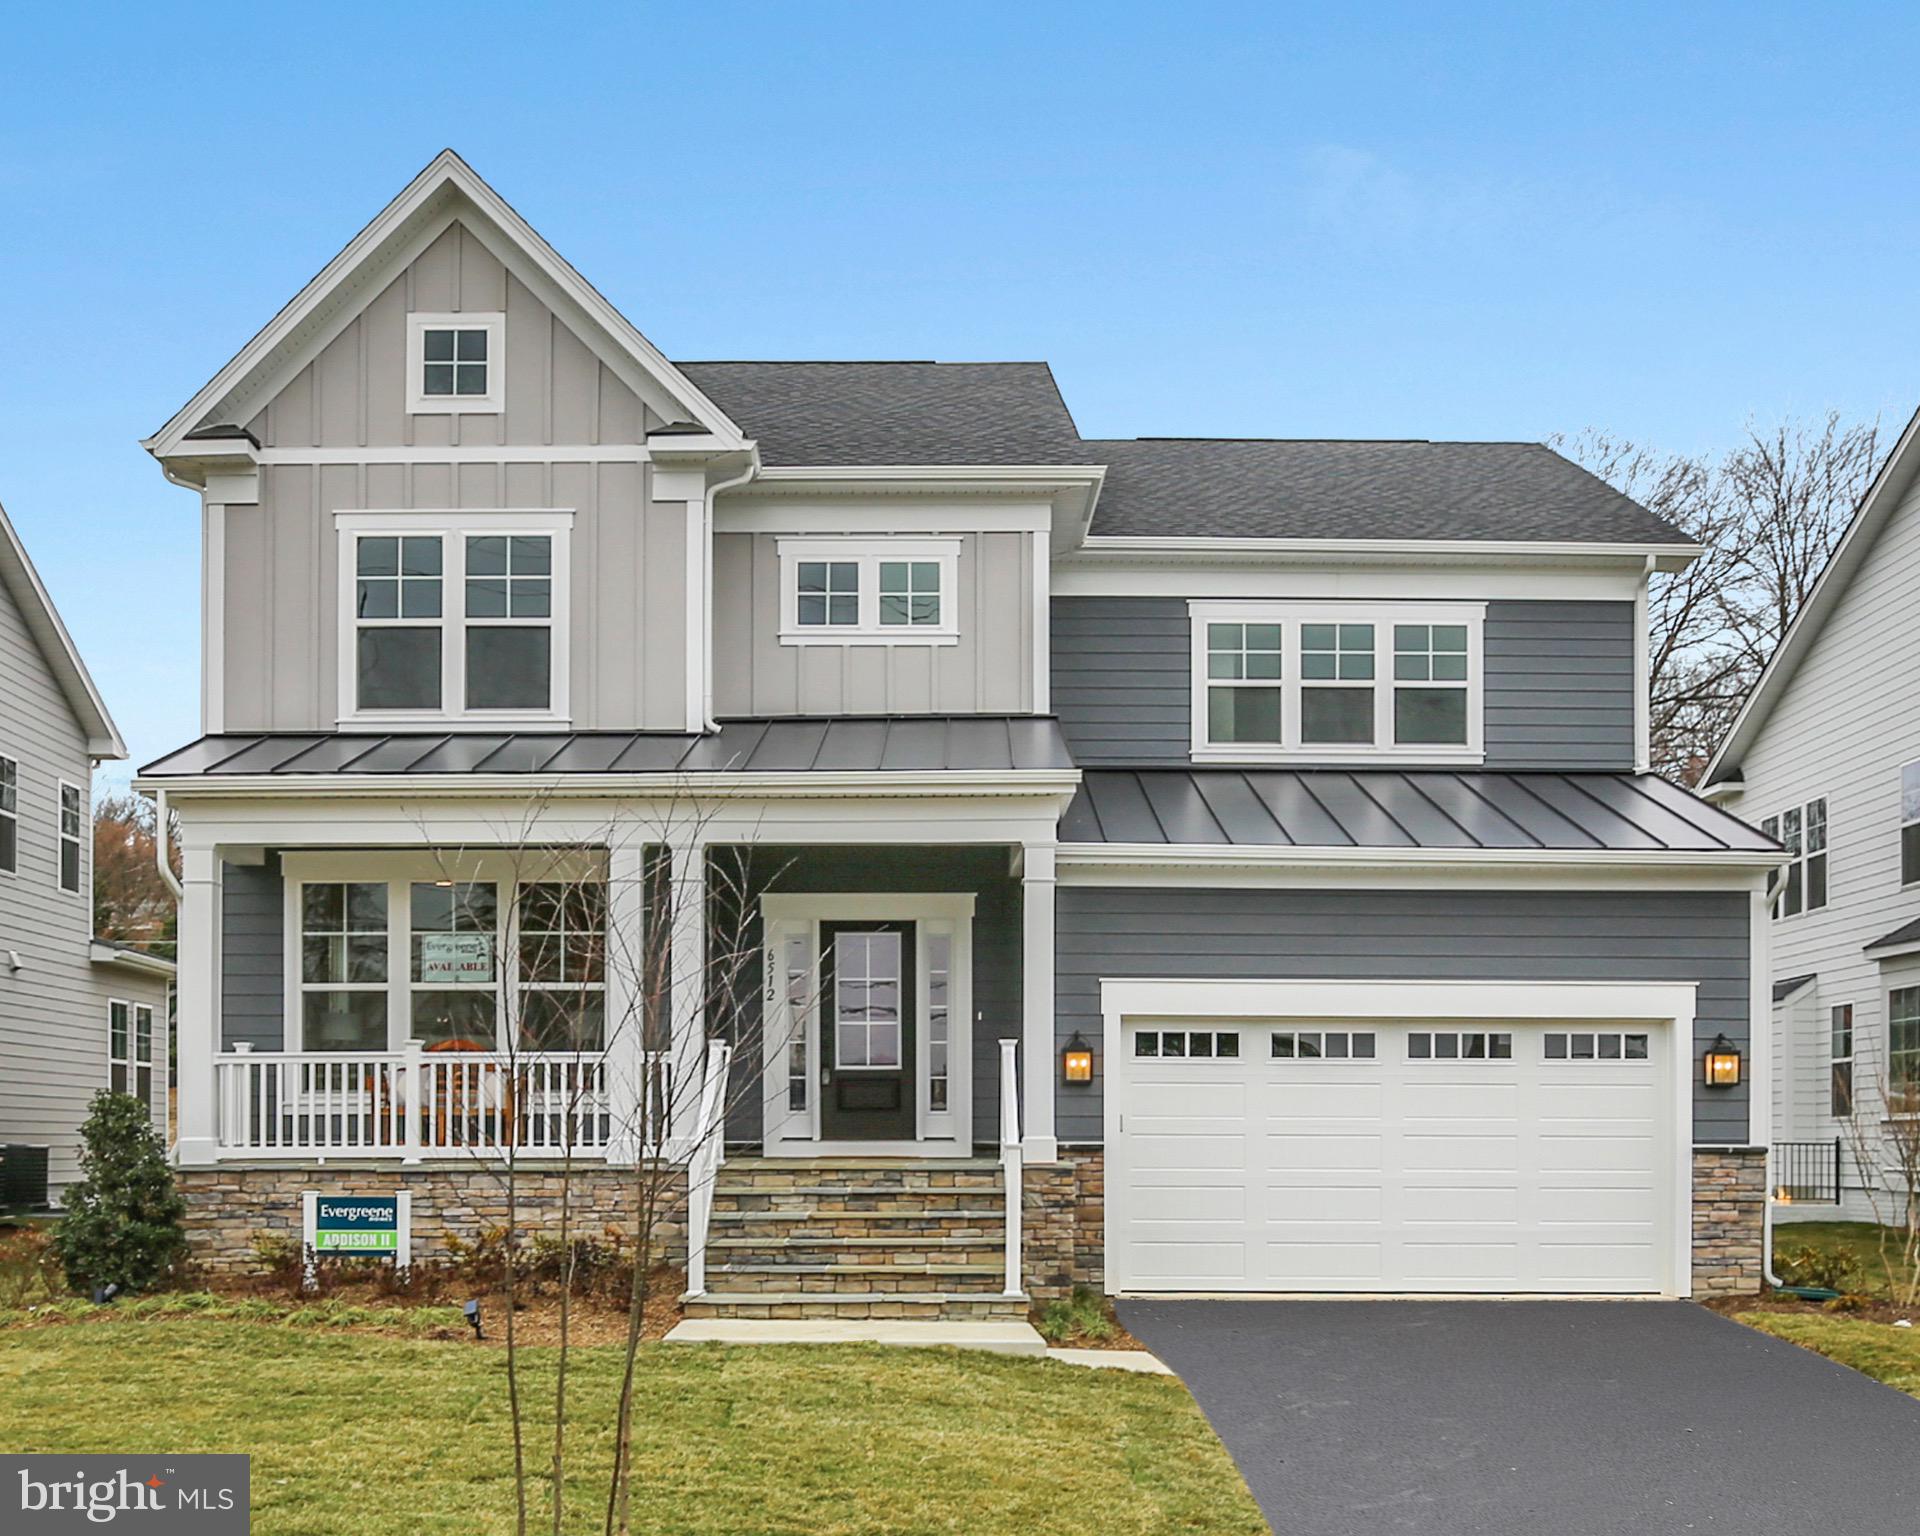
left=1060, top=769, right=1778, bottom=853
left=137, top=717, right=1077, bottom=779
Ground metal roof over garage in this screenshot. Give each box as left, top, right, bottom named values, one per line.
left=1060, top=769, right=1778, bottom=853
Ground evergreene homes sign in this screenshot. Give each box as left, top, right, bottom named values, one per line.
left=302, top=1192, right=412, bottom=1264
left=3, top=1455, right=248, bottom=1532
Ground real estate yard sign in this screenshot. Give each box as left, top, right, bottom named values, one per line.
left=301, top=1191, right=412, bottom=1284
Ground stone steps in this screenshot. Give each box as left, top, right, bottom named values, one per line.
left=689, top=1156, right=1023, bottom=1320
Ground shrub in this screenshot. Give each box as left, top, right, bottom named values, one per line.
left=1036, top=1285, right=1116, bottom=1345
left=52, top=1092, right=188, bottom=1294
left=1776, top=1243, right=1859, bottom=1293
left=0, top=1226, right=63, bottom=1309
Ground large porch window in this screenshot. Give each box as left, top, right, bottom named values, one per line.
left=283, top=853, right=607, bottom=1055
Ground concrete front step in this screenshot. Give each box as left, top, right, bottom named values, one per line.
left=665, top=1318, right=1047, bottom=1356
left=709, top=1236, right=1003, bottom=1255
left=710, top=1207, right=1007, bottom=1223
left=712, top=1260, right=1008, bottom=1278
left=683, top=1290, right=1030, bottom=1322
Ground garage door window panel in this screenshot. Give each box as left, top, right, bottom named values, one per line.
left=1544, top=1031, right=1650, bottom=1060
left=1134, top=1029, right=1239, bottom=1059
left=1272, top=1029, right=1374, bottom=1059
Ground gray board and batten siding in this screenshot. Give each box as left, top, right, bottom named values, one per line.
left=1050, top=597, right=1637, bottom=771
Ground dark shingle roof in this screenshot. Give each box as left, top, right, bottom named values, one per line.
left=1060, top=769, right=1774, bottom=853
left=675, top=361, right=1083, bottom=467
left=1774, top=973, right=1818, bottom=1002
left=1865, top=917, right=1920, bottom=954
left=140, top=717, right=1075, bottom=778
left=1081, top=438, right=1685, bottom=543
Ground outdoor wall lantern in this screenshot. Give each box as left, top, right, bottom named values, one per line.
left=1061, top=1033, right=1094, bottom=1085
left=1703, top=1034, right=1743, bottom=1088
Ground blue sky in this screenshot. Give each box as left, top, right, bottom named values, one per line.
left=3, top=2, right=1917, bottom=784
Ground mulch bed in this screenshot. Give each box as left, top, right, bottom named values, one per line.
left=1704, top=1290, right=1919, bottom=1327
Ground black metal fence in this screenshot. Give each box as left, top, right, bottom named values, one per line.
left=1773, top=1139, right=1841, bottom=1204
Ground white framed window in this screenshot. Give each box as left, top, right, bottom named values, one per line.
left=1271, top=1029, right=1373, bottom=1059
left=832, top=929, right=903, bottom=1069
left=0, top=752, right=16, bottom=874
left=926, top=932, right=953, bottom=1111
left=1408, top=1030, right=1512, bottom=1060
left=1543, top=1030, right=1650, bottom=1060
left=778, top=538, right=960, bottom=645
left=134, top=1003, right=154, bottom=1107
left=406, top=313, right=505, bottom=414
left=108, top=999, right=130, bottom=1094
left=1902, top=762, right=1920, bottom=886
left=1892, top=987, right=1920, bottom=1105
left=336, top=512, right=571, bottom=727
left=283, top=852, right=606, bottom=1054
left=1761, top=797, right=1827, bottom=917
left=56, top=780, right=82, bottom=894
left=1189, top=601, right=1485, bottom=761
left=1133, top=1028, right=1241, bottom=1059
left=1831, top=1003, right=1854, bottom=1118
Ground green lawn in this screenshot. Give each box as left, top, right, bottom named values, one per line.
left=0, top=1320, right=1266, bottom=1536
left=1773, top=1221, right=1920, bottom=1299
left=1739, top=1311, right=1920, bottom=1398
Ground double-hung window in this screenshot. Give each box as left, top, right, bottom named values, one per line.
left=107, top=1000, right=154, bottom=1108
left=1191, top=602, right=1484, bottom=760
left=57, top=781, right=81, bottom=894
left=1831, top=1003, right=1854, bottom=1117
left=1903, top=762, right=1920, bottom=886
left=339, top=514, right=570, bottom=724
left=0, top=753, right=15, bottom=874
left=1761, top=797, right=1827, bottom=917
left=517, top=882, right=607, bottom=1051
left=779, top=539, right=960, bottom=644
left=407, top=313, right=504, bottom=413
left=410, top=881, right=499, bottom=1047
left=1891, top=987, right=1920, bottom=1107
left=299, top=882, right=390, bottom=1051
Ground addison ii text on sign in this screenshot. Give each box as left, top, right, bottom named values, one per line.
left=303, top=1191, right=412, bottom=1267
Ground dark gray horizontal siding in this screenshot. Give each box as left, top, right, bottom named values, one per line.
left=1483, top=601, right=1635, bottom=769
left=1051, top=596, right=1637, bottom=772
left=221, top=855, right=283, bottom=1050
left=1050, top=597, right=1191, bottom=766
left=1054, top=887, right=1748, bottom=1145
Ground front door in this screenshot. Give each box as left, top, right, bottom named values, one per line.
left=819, top=921, right=915, bottom=1140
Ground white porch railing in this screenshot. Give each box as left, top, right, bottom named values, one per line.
left=999, top=1037, right=1023, bottom=1297
left=683, top=1037, right=734, bottom=1298
left=212, top=1047, right=638, bottom=1159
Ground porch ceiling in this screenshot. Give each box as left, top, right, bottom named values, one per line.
left=140, top=716, right=1076, bottom=779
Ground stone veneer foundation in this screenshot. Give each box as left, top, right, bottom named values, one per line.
left=1691, top=1146, right=1768, bottom=1296
left=176, top=1164, right=688, bottom=1277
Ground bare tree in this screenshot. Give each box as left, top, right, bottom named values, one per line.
left=1555, top=413, right=1882, bottom=783
left=1839, top=1063, right=1920, bottom=1308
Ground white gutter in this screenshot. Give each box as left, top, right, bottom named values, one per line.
left=1762, top=856, right=1791, bottom=1290
left=132, top=769, right=1084, bottom=802
left=154, top=787, right=183, bottom=901
left=702, top=449, right=761, bottom=731
left=1056, top=842, right=1784, bottom=873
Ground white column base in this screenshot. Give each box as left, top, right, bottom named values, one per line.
left=1021, top=1134, right=1059, bottom=1164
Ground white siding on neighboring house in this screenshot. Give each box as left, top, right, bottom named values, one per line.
left=1726, top=463, right=1920, bottom=1221
left=0, top=561, right=168, bottom=1191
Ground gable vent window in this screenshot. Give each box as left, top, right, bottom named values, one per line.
left=779, top=539, right=959, bottom=645
left=1762, top=797, right=1827, bottom=917
left=1190, top=602, right=1484, bottom=762
left=339, top=514, right=570, bottom=726
left=407, top=314, right=504, bottom=414
left=0, top=753, right=16, bottom=874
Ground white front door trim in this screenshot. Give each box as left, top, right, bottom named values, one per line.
left=760, top=893, right=975, bottom=1157
left=1100, top=977, right=1698, bottom=1299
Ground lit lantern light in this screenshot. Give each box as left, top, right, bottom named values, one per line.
left=1061, top=1033, right=1094, bottom=1085
left=1703, top=1034, right=1742, bottom=1088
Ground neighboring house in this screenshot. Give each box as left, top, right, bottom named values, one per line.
left=1704, top=403, right=1920, bottom=1225
left=137, top=151, right=1776, bottom=1310
left=0, top=501, right=174, bottom=1198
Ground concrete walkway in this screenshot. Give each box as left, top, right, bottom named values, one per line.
left=1122, top=1298, right=1920, bottom=1536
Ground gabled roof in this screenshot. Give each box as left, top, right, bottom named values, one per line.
left=677, top=361, right=1083, bottom=466
left=144, top=150, right=747, bottom=462
left=0, top=500, right=125, bottom=759
left=1706, top=401, right=1920, bottom=787
left=1081, top=438, right=1690, bottom=544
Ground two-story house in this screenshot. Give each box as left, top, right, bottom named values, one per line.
left=1, top=500, right=174, bottom=1199
left=136, top=152, right=1776, bottom=1316
left=1704, top=403, right=1920, bottom=1227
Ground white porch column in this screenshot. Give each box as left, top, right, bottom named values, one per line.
left=1021, top=841, right=1058, bottom=1162
left=666, top=831, right=710, bottom=1159
left=602, top=836, right=648, bottom=1165
left=173, top=841, right=221, bottom=1167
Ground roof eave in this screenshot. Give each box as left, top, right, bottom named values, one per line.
left=90, top=942, right=178, bottom=978
left=0, top=503, right=127, bottom=759
left=1056, top=842, right=1782, bottom=873
left=1070, top=536, right=1702, bottom=568
left=133, top=768, right=1083, bottom=800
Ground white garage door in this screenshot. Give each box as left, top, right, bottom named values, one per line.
left=1111, top=1020, right=1676, bottom=1294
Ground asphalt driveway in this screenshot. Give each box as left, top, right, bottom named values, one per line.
left=1121, top=1299, right=1920, bottom=1536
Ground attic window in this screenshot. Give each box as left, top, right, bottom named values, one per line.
left=407, top=314, right=504, bottom=413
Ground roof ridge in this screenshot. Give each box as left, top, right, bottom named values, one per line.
left=676, top=359, right=1050, bottom=367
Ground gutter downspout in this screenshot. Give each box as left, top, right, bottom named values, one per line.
left=1761, top=858, right=1790, bottom=1289
left=701, top=447, right=760, bottom=732
left=154, top=788, right=183, bottom=902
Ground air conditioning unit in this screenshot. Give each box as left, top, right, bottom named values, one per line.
left=0, top=1144, right=51, bottom=1211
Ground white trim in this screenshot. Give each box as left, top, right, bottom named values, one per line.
left=776, top=537, right=962, bottom=645
left=139, top=769, right=1083, bottom=802
left=716, top=502, right=1051, bottom=536
left=1057, top=843, right=1781, bottom=874
left=755, top=464, right=1106, bottom=489
left=1030, top=532, right=1050, bottom=714
left=758, top=892, right=975, bottom=1156
left=0, top=749, right=14, bottom=877
left=0, top=502, right=126, bottom=757
left=333, top=511, right=573, bottom=729
left=90, top=942, right=178, bottom=977
left=1051, top=561, right=1650, bottom=603
left=252, top=445, right=653, bottom=466
left=203, top=501, right=226, bottom=735
left=1634, top=556, right=1652, bottom=772
left=685, top=497, right=705, bottom=731
left=1187, top=600, right=1486, bottom=763
left=55, top=778, right=83, bottom=895
left=1079, top=535, right=1702, bottom=566
left=144, top=150, right=745, bottom=462
left=1099, top=976, right=1697, bottom=1299
left=405, top=312, right=505, bottom=415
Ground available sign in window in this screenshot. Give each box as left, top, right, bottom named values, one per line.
left=418, top=931, right=495, bottom=983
